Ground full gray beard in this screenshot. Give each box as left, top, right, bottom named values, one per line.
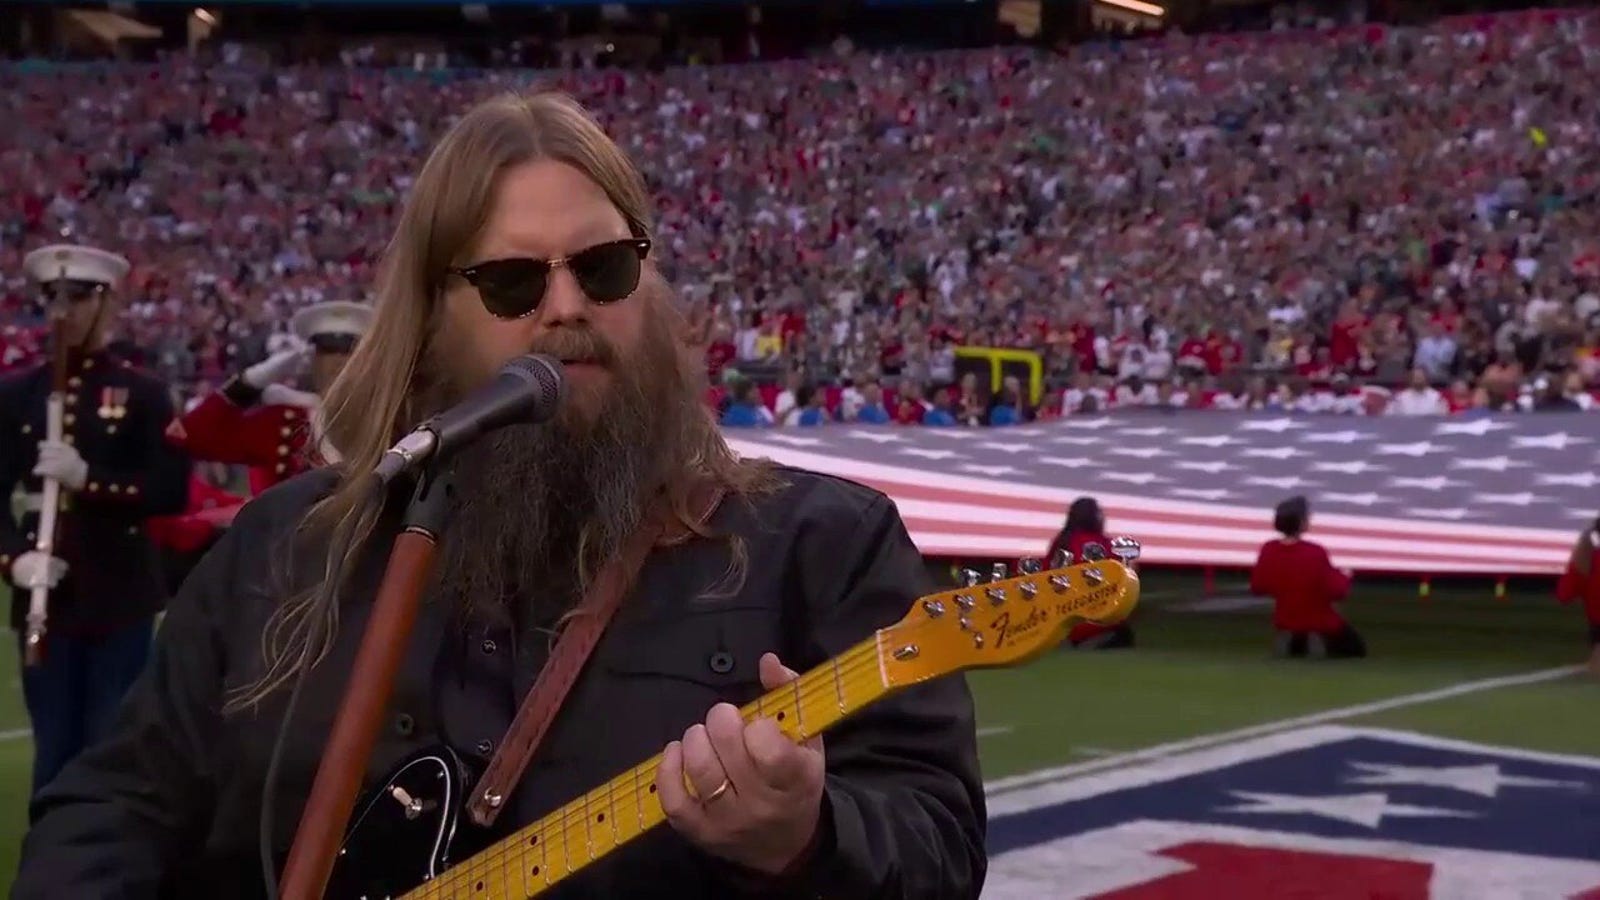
left=431, top=387, right=663, bottom=637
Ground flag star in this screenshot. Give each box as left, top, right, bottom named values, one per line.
left=1170, top=488, right=1232, bottom=501
left=925, top=429, right=982, bottom=440
left=1572, top=508, right=1600, bottom=520
left=957, top=464, right=1020, bottom=477
left=978, top=442, right=1036, bottom=455
left=900, top=448, right=964, bottom=461
left=1106, top=446, right=1169, bottom=459
left=1322, top=491, right=1385, bottom=506
left=1434, top=418, right=1513, bottom=436
left=1174, top=461, right=1236, bottom=474
left=1449, top=455, right=1523, bottom=472
left=1410, top=507, right=1471, bottom=520
left=1066, top=417, right=1116, bottom=430
left=1051, top=435, right=1105, bottom=446
left=1038, top=456, right=1097, bottom=468
left=1536, top=472, right=1600, bottom=489
left=1116, top=426, right=1171, bottom=437
left=1102, top=472, right=1165, bottom=486
left=1311, top=460, right=1387, bottom=475
left=1238, top=418, right=1305, bottom=433
left=1299, top=429, right=1370, bottom=444
left=1344, top=762, right=1589, bottom=798
left=1477, top=492, right=1542, bottom=506
left=1387, top=475, right=1465, bottom=491
left=848, top=430, right=904, bottom=444
left=1178, top=435, right=1241, bottom=448
left=1242, top=446, right=1304, bottom=460
left=1217, top=790, right=1477, bottom=829
left=1512, top=432, right=1589, bottom=451
left=765, top=435, right=824, bottom=447
left=1375, top=441, right=1445, bottom=457
left=1244, top=476, right=1318, bottom=490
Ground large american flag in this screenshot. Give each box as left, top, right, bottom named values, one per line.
left=723, top=412, right=1598, bottom=575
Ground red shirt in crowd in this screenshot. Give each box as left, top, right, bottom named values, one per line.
left=1556, top=547, right=1600, bottom=626
left=1250, top=537, right=1351, bottom=633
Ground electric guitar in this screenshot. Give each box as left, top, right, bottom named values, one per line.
left=325, top=542, right=1142, bottom=899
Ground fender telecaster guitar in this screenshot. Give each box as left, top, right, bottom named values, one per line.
left=325, top=544, right=1141, bottom=899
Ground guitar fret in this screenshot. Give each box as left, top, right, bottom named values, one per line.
left=830, top=657, right=845, bottom=714
left=791, top=675, right=806, bottom=737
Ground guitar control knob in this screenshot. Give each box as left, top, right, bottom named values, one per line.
left=1051, top=547, right=1073, bottom=568
left=1018, top=557, right=1043, bottom=574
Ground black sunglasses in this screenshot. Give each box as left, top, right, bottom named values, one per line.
left=447, top=237, right=652, bottom=320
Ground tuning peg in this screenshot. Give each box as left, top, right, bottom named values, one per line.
left=1110, top=536, right=1142, bottom=564
left=958, top=568, right=982, bottom=588
left=1050, top=547, right=1073, bottom=568
left=1082, top=543, right=1107, bottom=562
left=988, top=562, right=1010, bottom=582
left=1018, top=557, right=1043, bottom=574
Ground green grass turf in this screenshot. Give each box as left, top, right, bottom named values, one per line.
left=0, top=570, right=1592, bottom=893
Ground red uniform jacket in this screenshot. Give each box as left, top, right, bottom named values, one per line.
left=1555, top=547, right=1600, bottom=626
left=1250, top=538, right=1351, bottom=633
left=1045, top=529, right=1124, bottom=643
left=165, top=391, right=318, bottom=495
left=145, top=476, right=248, bottom=554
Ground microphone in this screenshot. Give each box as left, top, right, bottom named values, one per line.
left=373, top=354, right=566, bottom=484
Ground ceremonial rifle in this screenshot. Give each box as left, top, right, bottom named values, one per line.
left=23, top=311, right=71, bottom=667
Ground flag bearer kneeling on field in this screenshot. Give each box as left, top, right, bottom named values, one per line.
left=1555, top=515, right=1600, bottom=676
left=1250, top=496, right=1367, bottom=659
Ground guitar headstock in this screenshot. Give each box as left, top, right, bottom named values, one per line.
left=877, top=542, right=1141, bottom=688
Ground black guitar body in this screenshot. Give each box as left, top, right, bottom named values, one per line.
left=324, top=745, right=495, bottom=899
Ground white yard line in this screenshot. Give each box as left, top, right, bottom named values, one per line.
left=0, top=727, right=31, bottom=742
left=984, top=663, right=1583, bottom=796
left=977, top=725, right=1014, bottom=738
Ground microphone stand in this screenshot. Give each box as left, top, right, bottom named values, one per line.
left=277, top=464, right=456, bottom=900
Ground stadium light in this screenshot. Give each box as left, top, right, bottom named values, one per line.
left=1097, top=0, right=1166, bottom=17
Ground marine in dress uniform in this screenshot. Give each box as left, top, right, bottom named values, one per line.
left=165, top=300, right=371, bottom=495
left=159, top=301, right=370, bottom=560
left=0, top=243, right=191, bottom=797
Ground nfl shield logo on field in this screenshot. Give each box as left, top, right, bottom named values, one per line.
left=983, top=726, right=1600, bottom=898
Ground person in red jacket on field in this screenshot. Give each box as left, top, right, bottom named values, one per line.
left=1251, top=495, right=1366, bottom=658
left=1047, top=497, right=1135, bottom=649
left=1554, top=516, right=1600, bottom=676
left=165, top=300, right=370, bottom=495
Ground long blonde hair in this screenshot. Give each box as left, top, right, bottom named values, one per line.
left=225, top=91, right=778, bottom=715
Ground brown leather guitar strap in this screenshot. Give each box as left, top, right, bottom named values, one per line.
left=466, top=480, right=726, bottom=828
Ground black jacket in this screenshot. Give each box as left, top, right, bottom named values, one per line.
left=14, top=464, right=987, bottom=899
left=0, top=351, right=191, bottom=635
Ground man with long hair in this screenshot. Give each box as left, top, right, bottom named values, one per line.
left=0, top=243, right=191, bottom=798
left=14, top=93, right=986, bottom=899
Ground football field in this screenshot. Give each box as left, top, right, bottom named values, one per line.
left=0, top=569, right=1592, bottom=895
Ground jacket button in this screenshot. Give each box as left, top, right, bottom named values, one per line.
left=708, top=651, right=735, bottom=675
left=481, top=639, right=497, bottom=655
left=394, top=713, right=415, bottom=736
left=476, top=739, right=494, bottom=755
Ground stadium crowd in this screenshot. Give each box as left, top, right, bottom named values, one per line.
left=2, top=7, right=1599, bottom=428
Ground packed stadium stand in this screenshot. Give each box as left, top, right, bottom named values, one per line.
left=2, top=3, right=1597, bottom=426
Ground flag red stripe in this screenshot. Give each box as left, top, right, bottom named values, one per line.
left=836, top=471, right=1564, bottom=552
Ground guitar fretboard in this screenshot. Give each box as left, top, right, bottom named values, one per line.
left=402, top=633, right=890, bottom=899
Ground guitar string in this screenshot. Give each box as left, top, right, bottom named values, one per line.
left=410, top=637, right=891, bottom=900
left=411, top=573, right=1127, bottom=900
left=416, top=571, right=1128, bottom=900
left=408, top=571, right=1123, bottom=900
left=404, top=633, right=901, bottom=900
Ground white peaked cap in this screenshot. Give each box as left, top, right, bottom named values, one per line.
left=23, top=243, right=131, bottom=288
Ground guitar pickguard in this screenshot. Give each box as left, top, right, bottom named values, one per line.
left=325, top=746, right=481, bottom=899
